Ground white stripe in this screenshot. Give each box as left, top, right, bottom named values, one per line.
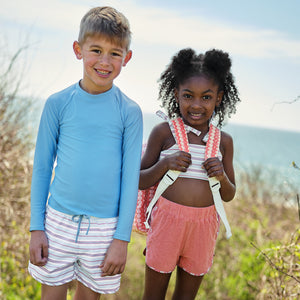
left=28, top=206, right=121, bottom=293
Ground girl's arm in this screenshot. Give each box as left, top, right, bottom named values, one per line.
left=139, top=122, right=191, bottom=190
left=203, top=131, right=236, bottom=202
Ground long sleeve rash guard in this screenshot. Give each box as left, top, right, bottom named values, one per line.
left=30, top=82, right=143, bottom=242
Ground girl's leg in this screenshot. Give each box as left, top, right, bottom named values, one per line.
left=41, top=283, right=69, bottom=300
left=73, top=281, right=101, bottom=300
left=143, top=265, right=172, bottom=300
left=172, top=267, right=204, bottom=300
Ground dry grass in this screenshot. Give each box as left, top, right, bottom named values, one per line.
left=0, top=47, right=299, bottom=299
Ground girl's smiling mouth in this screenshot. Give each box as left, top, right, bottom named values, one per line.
left=189, top=112, right=204, bottom=119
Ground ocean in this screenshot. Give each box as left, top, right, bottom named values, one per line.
left=30, top=109, right=300, bottom=197
left=142, top=113, right=300, bottom=192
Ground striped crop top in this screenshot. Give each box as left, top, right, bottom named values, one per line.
left=160, top=144, right=222, bottom=180
left=157, top=111, right=222, bottom=181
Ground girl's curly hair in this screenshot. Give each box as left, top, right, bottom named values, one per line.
left=158, top=48, right=241, bottom=127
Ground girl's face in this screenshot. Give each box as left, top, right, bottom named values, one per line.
left=175, top=75, right=223, bottom=131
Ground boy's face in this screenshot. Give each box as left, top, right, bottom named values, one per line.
left=73, top=35, right=132, bottom=94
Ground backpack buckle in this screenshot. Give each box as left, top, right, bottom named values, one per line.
left=209, top=177, right=220, bottom=192
left=162, top=170, right=180, bottom=185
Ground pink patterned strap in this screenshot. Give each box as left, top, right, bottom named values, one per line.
left=205, top=123, right=221, bottom=160
left=169, top=115, right=220, bottom=159
left=171, top=118, right=189, bottom=153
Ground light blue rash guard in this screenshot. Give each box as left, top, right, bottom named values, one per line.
left=30, top=82, right=143, bottom=242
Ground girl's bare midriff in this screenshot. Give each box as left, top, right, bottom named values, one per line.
left=162, top=177, right=214, bottom=207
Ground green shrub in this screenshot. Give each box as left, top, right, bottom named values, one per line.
left=0, top=46, right=299, bottom=299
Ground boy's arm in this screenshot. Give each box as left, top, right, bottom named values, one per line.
left=29, top=98, right=59, bottom=265
left=30, top=97, right=59, bottom=231
left=101, top=104, right=143, bottom=275
left=114, top=104, right=143, bottom=241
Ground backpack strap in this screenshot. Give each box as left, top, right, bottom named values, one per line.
left=156, top=110, right=201, bottom=142
left=171, top=118, right=189, bottom=152
left=205, top=124, right=232, bottom=239
left=145, top=116, right=232, bottom=239
left=205, top=123, right=221, bottom=160
left=144, top=117, right=189, bottom=229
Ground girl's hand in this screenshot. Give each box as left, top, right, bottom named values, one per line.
left=203, top=131, right=236, bottom=202
left=202, top=157, right=225, bottom=181
left=165, top=151, right=191, bottom=172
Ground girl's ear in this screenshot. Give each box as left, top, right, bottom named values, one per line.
left=216, top=91, right=224, bottom=107
left=73, top=41, right=82, bottom=60
left=174, top=88, right=179, bottom=103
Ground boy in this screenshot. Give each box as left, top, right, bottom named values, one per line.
left=28, top=6, right=143, bottom=299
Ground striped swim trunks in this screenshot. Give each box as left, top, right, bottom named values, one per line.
left=28, top=205, right=121, bottom=294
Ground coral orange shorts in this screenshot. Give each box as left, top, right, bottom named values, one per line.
left=146, top=197, right=220, bottom=276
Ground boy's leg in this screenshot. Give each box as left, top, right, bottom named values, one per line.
left=74, top=216, right=121, bottom=294
left=41, top=283, right=69, bottom=300
left=142, top=265, right=171, bottom=300
left=172, top=267, right=204, bottom=300
left=73, top=281, right=101, bottom=300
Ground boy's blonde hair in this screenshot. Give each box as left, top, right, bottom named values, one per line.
left=78, top=6, right=131, bottom=51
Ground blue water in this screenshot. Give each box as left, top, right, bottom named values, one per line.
left=142, top=113, right=300, bottom=190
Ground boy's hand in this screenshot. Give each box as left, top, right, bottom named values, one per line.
left=29, top=230, right=49, bottom=266
left=100, top=239, right=128, bottom=277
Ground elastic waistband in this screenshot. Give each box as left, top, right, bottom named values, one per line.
left=157, top=196, right=217, bottom=220
left=46, top=205, right=118, bottom=225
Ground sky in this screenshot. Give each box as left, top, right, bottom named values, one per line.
left=1, top=0, right=300, bottom=132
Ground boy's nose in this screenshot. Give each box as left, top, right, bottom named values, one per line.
left=99, top=54, right=110, bottom=66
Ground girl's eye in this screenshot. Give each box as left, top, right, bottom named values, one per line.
left=112, top=52, right=122, bottom=57
left=203, top=95, right=212, bottom=101
left=183, top=94, right=192, bottom=99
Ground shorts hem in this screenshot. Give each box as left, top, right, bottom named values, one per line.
left=146, top=262, right=212, bottom=277
left=180, top=265, right=210, bottom=277
left=77, top=278, right=120, bottom=295
left=146, top=263, right=173, bottom=274
left=29, top=268, right=120, bottom=295
left=28, top=268, right=74, bottom=286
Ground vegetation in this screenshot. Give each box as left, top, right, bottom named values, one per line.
left=0, top=49, right=299, bottom=299
left=0, top=46, right=36, bottom=300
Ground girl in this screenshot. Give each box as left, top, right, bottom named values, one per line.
left=140, top=48, right=241, bottom=300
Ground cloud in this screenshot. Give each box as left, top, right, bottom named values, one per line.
left=1, top=0, right=300, bottom=132
left=2, top=0, right=300, bottom=61
left=0, top=0, right=83, bottom=32
left=126, top=7, right=300, bottom=60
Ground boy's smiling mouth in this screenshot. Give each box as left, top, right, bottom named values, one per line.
left=95, top=69, right=110, bottom=76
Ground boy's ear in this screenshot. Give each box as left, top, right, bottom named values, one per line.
left=122, top=50, right=132, bottom=66
left=216, top=91, right=224, bottom=106
left=73, top=41, right=82, bottom=60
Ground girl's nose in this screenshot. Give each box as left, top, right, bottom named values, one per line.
left=192, top=97, right=202, bottom=108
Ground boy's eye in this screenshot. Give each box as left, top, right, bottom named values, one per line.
left=111, top=52, right=122, bottom=57
left=92, top=49, right=101, bottom=54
